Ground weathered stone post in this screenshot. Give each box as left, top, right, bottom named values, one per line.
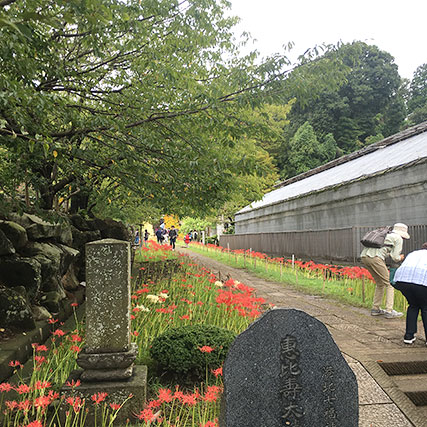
left=62, top=239, right=146, bottom=423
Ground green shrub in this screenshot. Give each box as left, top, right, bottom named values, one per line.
left=150, top=324, right=236, bottom=381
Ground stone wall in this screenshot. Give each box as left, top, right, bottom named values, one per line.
left=0, top=212, right=130, bottom=332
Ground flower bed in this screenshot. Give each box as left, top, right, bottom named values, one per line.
left=1, top=247, right=268, bottom=426
left=189, top=242, right=408, bottom=313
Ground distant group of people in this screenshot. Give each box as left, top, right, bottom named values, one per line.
left=133, top=229, right=149, bottom=247
left=134, top=222, right=200, bottom=251
left=155, top=225, right=179, bottom=250
left=361, top=222, right=427, bottom=346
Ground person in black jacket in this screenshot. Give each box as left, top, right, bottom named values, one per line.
left=169, top=225, right=178, bottom=250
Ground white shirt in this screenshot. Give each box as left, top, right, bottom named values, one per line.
left=394, top=250, right=427, bottom=286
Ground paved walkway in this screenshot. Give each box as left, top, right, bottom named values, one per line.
left=181, top=248, right=427, bottom=427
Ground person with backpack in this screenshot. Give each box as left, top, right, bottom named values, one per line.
left=360, top=223, right=410, bottom=319
left=393, top=242, right=427, bottom=345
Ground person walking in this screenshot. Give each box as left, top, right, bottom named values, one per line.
left=184, top=233, right=191, bottom=248
left=360, top=223, right=410, bottom=319
left=393, top=242, right=427, bottom=345
left=134, top=230, right=140, bottom=246
left=143, top=229, right=149, bottom=247
left=169, top=225, right=178, bottom=251
left=155, top=228, right=163, bottom=244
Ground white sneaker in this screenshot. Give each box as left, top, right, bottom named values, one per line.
left=384, top=310, right=403, bottom=319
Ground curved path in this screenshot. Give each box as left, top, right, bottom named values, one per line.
left=181, top=247, right=427, bottom=427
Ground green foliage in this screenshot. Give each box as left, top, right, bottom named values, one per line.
left=180, top=217, right=213, bottom=234
left=407, top=63, right=427, bottom=126
left=284, top=41, right=405, bottom=169
left=0, top=0, right=300, bottom=219
left=150, top=324, right=236, bottom=381
left=286, top=122, right=324, bottom=176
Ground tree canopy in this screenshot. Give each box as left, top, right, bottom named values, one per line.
left=1, top=0, right=302, bottom=218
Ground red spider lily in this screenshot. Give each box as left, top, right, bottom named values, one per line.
left=180, top=314, right=190, bottom=320
left=52, top=329, right=65, bottom=337
left=35, top=380, right=51, bottom=390
left=32, top=343, right=48, bottom=352
left=146, top=399, right=162, bottom=409
left=34, top=395, right=52, bottom=409
left=199, top=346, right=215, bottom=353
left=0, top=382, right=13, bottom=392
left=71, top=345, right=81, bottom=353
left=91, top=392, right=108, bottom=404
left=71, top=302, right=78, bottom=307
left=201, top=420, right=219, bottom=427
left=137, top=408, right=155, bottom=421
left=110, top=402, right=121, bottom=410
left=157, top=388, right=173, bottom=403
left=203, top=385, right=221, bottom=402
left=65, top=379, right=81, bottom=388
left=182, top=393, right=198, bottom=406
left=71, top=334, right=82, bottom=342
left=34, top=355, right=47, bottom=365
left=48, top=318, right=58, bottom=324
left=9, top=360, right=23, bottom=368
left=132, top=331, right=139, bottom=337
left=212, top=366, right=223, bottom=377
left=24, top=420, right=44, bottom=427
left=5, top=400, right=18, bottom=411
left=15, top=384, right=31, bottom=394
left=18, top=399, right=31, bottom=412
left=66, top=396, right=84, bottom=413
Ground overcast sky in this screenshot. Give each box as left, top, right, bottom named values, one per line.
left=228, top=0, right=426, bottom=80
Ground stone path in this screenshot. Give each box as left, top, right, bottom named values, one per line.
left=181, top=248, right=427, bottom=427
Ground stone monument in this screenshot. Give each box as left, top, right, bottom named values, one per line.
left=62, top=239, right=146, bottom=423
left=220, top=308, right=358, bottom=427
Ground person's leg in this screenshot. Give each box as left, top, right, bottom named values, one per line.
left=362, top=257, right=388, bottom=311
left=412, top=285, right=427, bottom=342
left=394, top=282, right=418, bottom=339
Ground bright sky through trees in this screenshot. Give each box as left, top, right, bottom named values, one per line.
left=229, top=0, right=427, bottom=79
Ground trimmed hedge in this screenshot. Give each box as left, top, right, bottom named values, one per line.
left=150, top=324, right=236, bottom=381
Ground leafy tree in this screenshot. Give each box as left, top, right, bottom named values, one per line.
left=1, top=0, right=298, bottom=218
left=321, top=133, right=338, bottom=162
left=407, top=63, right=427, bottom=125
left=286, top=122, right=324, bottom=176
left=285, top=42, right=405, bottom=158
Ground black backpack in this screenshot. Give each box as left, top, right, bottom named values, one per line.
left=360, top=226, right=393, bottom=248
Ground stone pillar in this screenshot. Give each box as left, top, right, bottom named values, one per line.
left=77, top=239, right=137, bottom=381
left=62, top=239, right=146, bottom=423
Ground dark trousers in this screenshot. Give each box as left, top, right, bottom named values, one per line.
left=394, top=281, right=427, bottom=339
left=170, top=237, right=176, bottom=250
